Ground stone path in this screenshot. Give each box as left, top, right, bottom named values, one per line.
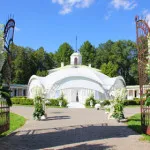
left=0, top=106, right=150, bottom=150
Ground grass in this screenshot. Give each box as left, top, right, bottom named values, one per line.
left=127, top=113, right=150, bottom=141
left=0, top=112, right=26, bottom=137
left=125, top=105, right=140, bottom=108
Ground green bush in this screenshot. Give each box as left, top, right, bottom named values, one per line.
left=123, top=99, right=140, bottom=106
left=100, top=100, right=110, bottom=106
left=48, top=99, right=59, bottom=106
left=85, top=94, right=96, bottom=107
left=57, top=93, right=68, bottom=107
left=11, top=97, right=34, bottom=105
left=33, top=96, right=45, bottom=120
left=47, top=98, right=68, bottom=107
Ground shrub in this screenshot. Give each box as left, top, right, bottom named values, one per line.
left=33, top=96, right=45, bottom=120
left=123, top=99, right=140, bottom=106
left=100, top=100, right=110, bottom=107
left=11, top=97, right=34, bottom=105
left=47, top=98, right=68, bottom=107
left=85, top=94, right=96, bottom=107
left=48, top=99, right=59, bottom=106
left=57, top=93, right=68, bottom=107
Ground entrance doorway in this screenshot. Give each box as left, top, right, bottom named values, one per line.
left=76, top=92, right=79, bottom=102
left=71, top=89, right=79, bottom=102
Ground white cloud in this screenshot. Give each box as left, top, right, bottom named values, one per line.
left=15, top=27, right=20, bottom=32
left=111, top=0, right=137, bottom=10
left=142, top=9, right=150, bottom=27
left=105, top=0, right=137, bottom=20
left=52, top=0, right=95, bottom=15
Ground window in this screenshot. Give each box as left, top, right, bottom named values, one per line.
left=134, top=90, right=137, bottom=98
left=14, top=89, right=17, bottom=96
left=23, top=89, right=26, bottom=96
left=129, top=90, right=133, bottom=96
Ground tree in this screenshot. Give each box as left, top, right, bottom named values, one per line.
left=95, top=40, right=114, bottom=68
left=79, top=41, right=95, bottom=66
left=34, top=47, right=46, bottom=71
left=36, top=70, right=48, bottom=77
left=12, top=48, right=30, bottom=84
left=55, top=43, right=74, bottom=66
left=95, top=40, right=138, bottom=85
left=101, top=61, right=118, bottom=77
left=110, top=40, right=138, bottom=85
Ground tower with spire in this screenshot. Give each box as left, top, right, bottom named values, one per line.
left=70, top=36, right=82, bottom=65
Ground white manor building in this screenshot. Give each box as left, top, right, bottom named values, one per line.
left=27, top=52, right=126, bottom=108
left=10, top=84, right=148, bottom=101
left=10, top=53, right=148, bottom=106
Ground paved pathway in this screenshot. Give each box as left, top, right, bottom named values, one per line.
left=0, top=106, right=150, bottom=150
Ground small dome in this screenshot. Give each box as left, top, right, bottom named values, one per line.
left=71, top=52, right=81, bottom=56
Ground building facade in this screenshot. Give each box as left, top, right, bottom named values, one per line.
left=27, top=52, right=125, bottom=108
left=10, top=84, right=147, bottom=101
left=10, top=84, right=28, bottom=97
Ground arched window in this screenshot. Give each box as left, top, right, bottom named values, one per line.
left=74, top=57, right=77, bottom=65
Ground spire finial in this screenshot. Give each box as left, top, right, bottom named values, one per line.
left=76, top=36, right=78, bottom=52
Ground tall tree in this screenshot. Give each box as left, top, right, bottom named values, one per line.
left=12, top=48, right=29, bottom=84
left=110, top=40, right=137, bottom=85
left=79, top=41, right=96, bottom=66
left=101, top=61, right=118, bottom=77
left=95, top=40, right=114, bottom=68
left=55, top=42, right=73, bottom=66
left=95, top=40, right=138, bottom=85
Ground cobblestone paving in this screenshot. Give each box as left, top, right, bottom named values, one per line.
left=0, top=106, right=150, bottom=150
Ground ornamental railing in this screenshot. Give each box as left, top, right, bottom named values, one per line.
left=0, top=97, right=9, bottom=134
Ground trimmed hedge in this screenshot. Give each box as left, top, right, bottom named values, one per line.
left=11, top=97, right=34, bottom=105
left=123, top=99, right=140, bottom=105
left=47, top=99, right=68, bottom=107
left=100, top=99, right=140, bottom=107
left=11, top=96, right=68, bottom=107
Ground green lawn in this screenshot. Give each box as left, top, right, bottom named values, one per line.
left=125, top=105, right=140, bottom=108
left=0, top=113, right=26, bottom=137
left=127, top=113, right=150, bottom=141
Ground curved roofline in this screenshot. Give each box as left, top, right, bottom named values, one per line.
left=46, top=76, right=110, bottom=99
left=28, top=75, right=45, bottom=90
left=109, top=76, right=126, bottom=92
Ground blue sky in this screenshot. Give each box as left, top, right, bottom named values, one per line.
left=0, top=0, right=150, bottom=53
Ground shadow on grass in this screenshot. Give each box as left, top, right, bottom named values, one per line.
left=127, top=113, right=150, bottom=141
left=127, top=114, right=142, bottom=134
left=0, top=124, right=139, bottom=149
